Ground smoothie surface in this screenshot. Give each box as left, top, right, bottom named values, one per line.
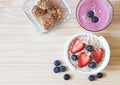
left=77, top=0, right=110, bottom=31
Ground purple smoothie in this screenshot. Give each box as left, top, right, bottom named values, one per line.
left=76, top=0, right=113, bottom=31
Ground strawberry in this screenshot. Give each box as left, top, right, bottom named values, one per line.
left=92, top=48, right=104, bottom=63
left=78, top=52, right=92, bottom=67
left=71, top=39, right=85, bottom=54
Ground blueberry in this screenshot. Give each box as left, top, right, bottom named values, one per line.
left=87, top=11, right=94, bottom=18
left=88, top=62, right=96, bottom=68
left=53, top=67, right=60, bottom=73
left=86, top=45, right=94, bottom=52
left=60, top=66, right=66, bottom=72
left=88, top=75, right=95, bottom=81
left=96, top=73, right=103, bottom=78
left=64, top=74, right=70, bottom=80
left=54, top=60, right=61, bottom=66
left=71, top=55, right=78, bottom=61
left=92, top=16, right=99, bottom=23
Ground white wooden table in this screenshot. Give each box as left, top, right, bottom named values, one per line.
left=0, top=0, right=120, bottom=85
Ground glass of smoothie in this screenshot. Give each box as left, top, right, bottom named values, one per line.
left=76, top=0, right=113, bottom=32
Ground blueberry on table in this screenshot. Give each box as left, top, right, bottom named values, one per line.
left=88, top=75, right=95, bottom=81
left=60, top=66, right=66, bottom=72
left=87, top=11, right=94, bottom=18
left=96, top=73, right=103, bottom=78
left=88, top=62, right=96, bottom=68
left=71, top=55, right=78, bottom=61
left=92, top=16, right=99, bottom=23
left=53, top=67, right=60, bottom=73
left=86, top=45, right=94, bottom=52
left=54, top=60, right=61, bottom=66
left=64, top=74, right=70, bottom=80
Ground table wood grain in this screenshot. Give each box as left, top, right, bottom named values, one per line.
left=0, top=0, right=120, bottom=85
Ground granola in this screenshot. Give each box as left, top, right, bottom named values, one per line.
left=68, top=34, right=105, bottom=73
left=32, top=0, right=63, bottom=30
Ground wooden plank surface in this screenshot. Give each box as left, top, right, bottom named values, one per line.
left=0, top=0, right=120, bottom=85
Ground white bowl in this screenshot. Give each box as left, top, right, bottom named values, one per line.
left=64, top=33, right=110, bottom=74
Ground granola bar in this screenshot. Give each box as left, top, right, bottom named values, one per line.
left=41, top=13, right=55, bottom=30
left=32, top=0, right=63, bottom=30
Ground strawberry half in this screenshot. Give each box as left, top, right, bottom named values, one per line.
left=71, top=39, right=85, bottom=54
left=78, top=52, right=92, bottom=67
left=92, top=48, right=104, bottom=63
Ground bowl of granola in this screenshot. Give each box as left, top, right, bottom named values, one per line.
left=23, top=0, right=71, bottom=33
left=64, top=33, right=110, bottom=74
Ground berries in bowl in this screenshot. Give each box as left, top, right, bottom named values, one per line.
left=64, top=33, right=110, bottom=74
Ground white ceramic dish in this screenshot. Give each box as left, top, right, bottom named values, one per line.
left=64, top=33, right=110, bottom=74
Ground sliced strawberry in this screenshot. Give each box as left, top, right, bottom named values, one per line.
left=71, top=39, right=85, bottom=54
left=78, top=52, right=92, bottom=67
left=92, top=48, right=104, bottom=63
